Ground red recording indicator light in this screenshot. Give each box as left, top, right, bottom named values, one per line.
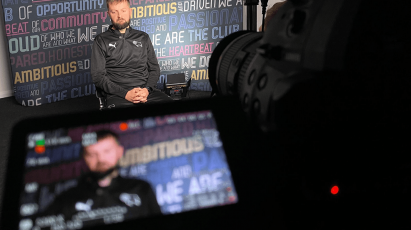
left=35, top=145, right=45, bottom=154
left=35, top=139, right=46, bottom=154
left=331, top=185, right=339, bottom=195
left=119, top=122, right=128, bottom=131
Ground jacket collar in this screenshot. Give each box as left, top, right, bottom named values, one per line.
left=109, top=25, right=132, bottom=37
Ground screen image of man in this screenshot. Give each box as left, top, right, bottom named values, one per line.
left=42, top=130, right=162, bottom=224
left=91, top=0, right=172, bottom=108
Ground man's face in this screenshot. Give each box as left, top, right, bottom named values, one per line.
left=108, top=1, right=132, bottom=30
left=83, top=136, right=124, bottom=173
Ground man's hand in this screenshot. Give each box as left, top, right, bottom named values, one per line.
left=125, top=88, right=149, bottom=103
left=133, top=88, right=149, bottom=103
left=125, top=89, right=139, bottom=102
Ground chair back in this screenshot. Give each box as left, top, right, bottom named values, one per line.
left=95, top=87, right=107, bottom=110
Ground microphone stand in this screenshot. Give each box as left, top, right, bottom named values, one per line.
left=244, top=0, right=259, bottom=31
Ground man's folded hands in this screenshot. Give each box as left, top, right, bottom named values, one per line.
left=125, top=87, right=149, bottom=103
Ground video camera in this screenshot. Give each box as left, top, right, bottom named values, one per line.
left=2, top=0, right=411, bottom=229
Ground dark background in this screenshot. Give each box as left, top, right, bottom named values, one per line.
left=1, top=90, right=410, bottom=229
left=0, top=90, right=210, bottom=224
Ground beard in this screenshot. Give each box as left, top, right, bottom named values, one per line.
left=113, top=19, right=130, bottom=30
left=88, top=166, right=118, bottom=181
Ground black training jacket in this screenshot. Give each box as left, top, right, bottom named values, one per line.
left=91, top=25, right=160, bottom=98
left=39, top=175, right=162, bottom=228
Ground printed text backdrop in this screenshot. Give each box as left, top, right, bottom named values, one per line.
left=2, top=0, right=243, bottom=106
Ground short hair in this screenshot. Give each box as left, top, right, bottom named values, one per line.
left=95, top=130, right=119, bottom=142
left=106, top=0, right=130, bottom=9
left=82, top=130, right=120, bottom=155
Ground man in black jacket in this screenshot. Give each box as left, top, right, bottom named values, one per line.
left=42, top=130, right=162, bottom=227
left=91, top=0, right=172, bottom=108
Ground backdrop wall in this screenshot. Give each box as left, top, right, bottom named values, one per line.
left=0, top=8, right=13, bottom=99
left=0, top=0, right=286, bottom=101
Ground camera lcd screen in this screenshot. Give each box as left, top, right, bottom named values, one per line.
left=18, top=110, right=238, bottom=230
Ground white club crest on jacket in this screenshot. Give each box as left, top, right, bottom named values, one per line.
left=120, top=193, right=141, bottom=207
left=133, top=41, right=143, bottom=47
